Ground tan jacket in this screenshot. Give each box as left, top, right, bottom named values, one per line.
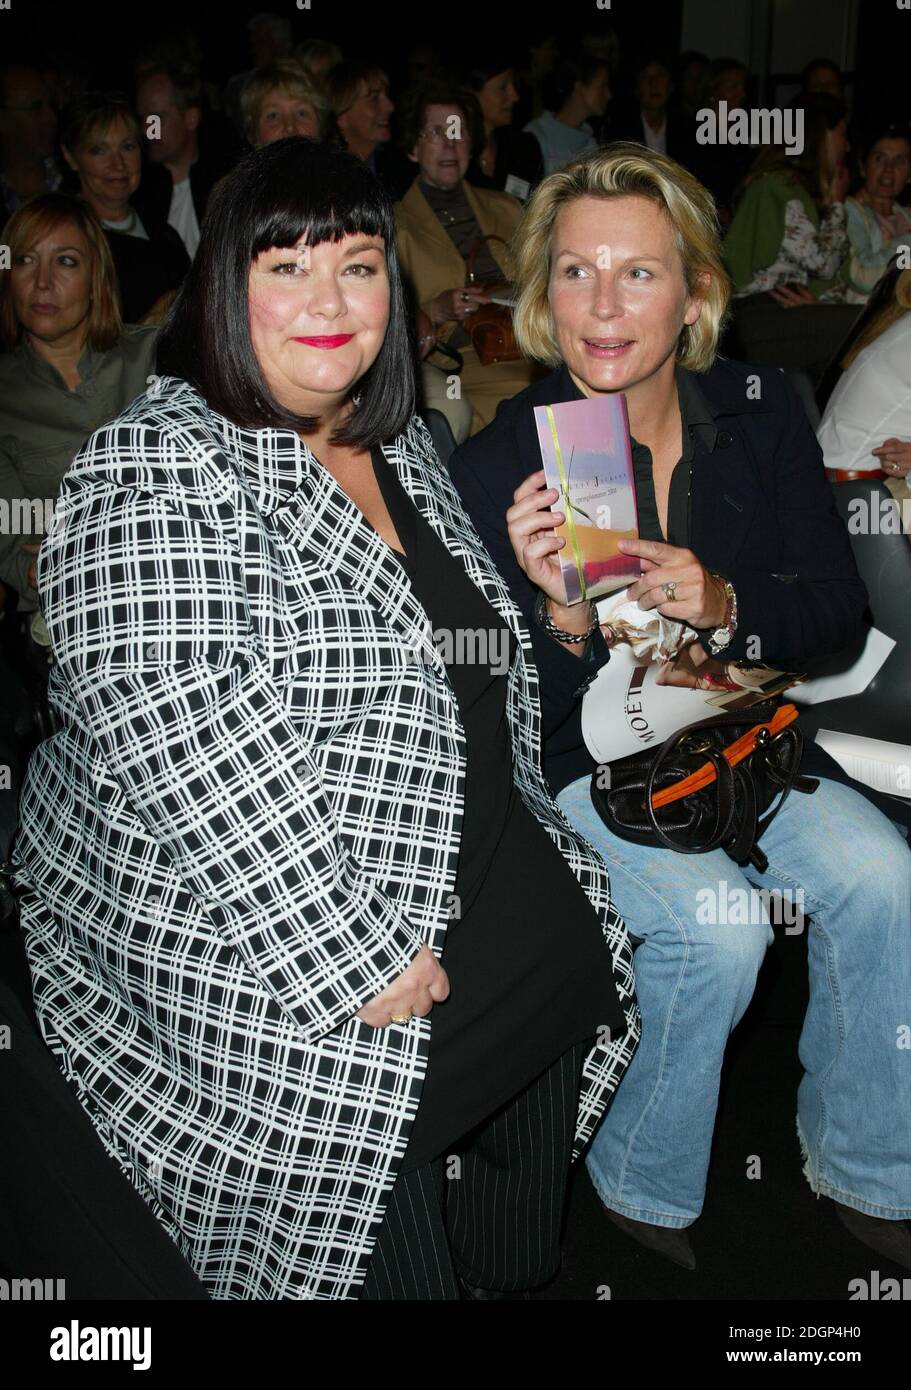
left=395, top=179, right=523, bottom=344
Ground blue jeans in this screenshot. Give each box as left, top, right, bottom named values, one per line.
left=556, top=774, right=911, bottom=1227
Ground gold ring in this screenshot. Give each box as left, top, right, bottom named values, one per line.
left=389, top=1010, right=412, bottom=1023
left=662, top=581, right=678, bottom=601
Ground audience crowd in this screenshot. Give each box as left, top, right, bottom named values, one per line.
left=1, top=17, right=909, bottom=1301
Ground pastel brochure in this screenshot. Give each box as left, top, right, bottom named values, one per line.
left=533, top=394, right=641, bottom=606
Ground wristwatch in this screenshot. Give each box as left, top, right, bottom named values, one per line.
left=705, top=572, right=738, bottom=655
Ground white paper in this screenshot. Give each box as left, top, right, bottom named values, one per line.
left=785, top=626, right=895, bottom=705
left=581, top=641, right=717, bottom=764
left=813, top=729, right=911, bottom=799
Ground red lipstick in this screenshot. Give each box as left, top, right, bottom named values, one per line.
left=292, top=334, right=354, bottom=348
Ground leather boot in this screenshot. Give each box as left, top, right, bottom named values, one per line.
left=602, top=1206, right=697, bottom=1269
left=832, top=1200, right=911, bottom=1271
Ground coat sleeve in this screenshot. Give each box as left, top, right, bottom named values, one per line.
left=723, top=175, right=788, bottom=292
left=693, top=374, right=869, bottom=668
left=449, top=430, right=611, bottom=740
left=42, top=471, right=425, bottom=1045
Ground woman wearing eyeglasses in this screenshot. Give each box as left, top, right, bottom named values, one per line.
left=395, top=82, right=543, bottom=436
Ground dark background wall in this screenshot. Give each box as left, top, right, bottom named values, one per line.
left=2, top=0, right=904, bottom=132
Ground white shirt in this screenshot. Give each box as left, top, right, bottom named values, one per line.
left=168, top=177, right=200, bottom=259
left=817, top=313, right=911, bottom=494
left=640, top=114, right=667, bottom=154
left=102, top=208, right=148, bottom=239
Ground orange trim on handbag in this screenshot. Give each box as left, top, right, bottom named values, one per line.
left=650, top=703, right=800, bottom=810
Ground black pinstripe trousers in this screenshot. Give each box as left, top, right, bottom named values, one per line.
left=359, top=1038, right=591, bottom=1300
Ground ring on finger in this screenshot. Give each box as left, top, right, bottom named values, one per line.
left=662, top=580, right=678, bottom=601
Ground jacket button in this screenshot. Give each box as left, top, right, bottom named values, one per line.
left=717, top=430, right=734, bottom=449
left=145, top=642, right=160, bottom=659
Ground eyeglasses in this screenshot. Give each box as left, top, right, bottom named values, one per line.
left=419, top=125, right=469, bottom=144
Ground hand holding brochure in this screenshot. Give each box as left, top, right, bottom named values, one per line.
left=533, top=394, right=641, bottom=605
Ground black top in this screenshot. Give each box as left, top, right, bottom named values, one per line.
left=104, top=226, right=190, bottom=324
left=449, top=365, right=750, bottom=795
left=447, top=362, right=905, bottom=827
left=369, top=448, right=624, bottom=1171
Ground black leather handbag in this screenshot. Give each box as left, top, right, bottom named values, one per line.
left=589, top=700, right=820, bottom=872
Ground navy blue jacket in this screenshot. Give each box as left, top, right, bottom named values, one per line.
left=449, top=357, right=869, bottom=794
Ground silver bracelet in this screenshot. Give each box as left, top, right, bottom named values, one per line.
left=533, top=590, right=598, bottom=644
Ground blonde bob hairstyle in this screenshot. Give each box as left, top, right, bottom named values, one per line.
left=0, top=193, right=123, bottom=352
left=240, top=61, right=331, bottom=146
left=512, top=142, right=731, bottom=373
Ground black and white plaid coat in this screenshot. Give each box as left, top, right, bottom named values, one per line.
left=11, top=376, right=639, bottom=1300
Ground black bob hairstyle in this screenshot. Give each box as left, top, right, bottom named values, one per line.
left=157, top=137, right=415, bottom=447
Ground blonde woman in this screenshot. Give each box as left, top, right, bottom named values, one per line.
left=450, top=143, right=911, bottom=1274
left=238, top=60, right=330, bottom=147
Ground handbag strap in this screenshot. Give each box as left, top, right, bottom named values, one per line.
left=650, top=703, right=799, bottom=810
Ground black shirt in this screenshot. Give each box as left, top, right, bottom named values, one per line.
left=369, top=447, right=624, bottom=1171
left=539, top=368, right=721, bottom=794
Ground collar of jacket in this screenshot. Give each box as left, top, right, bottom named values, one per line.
left=233, top=409, right=534, bottom=685
left=539, top=357, right=775, bottom=433
left=398, top=177, right=512, bottom=278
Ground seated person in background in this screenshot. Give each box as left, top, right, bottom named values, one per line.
left=59, top=92, right=190, bottom=323
left=239, top=60, right=330, bottom=149
left=676, top=50, right=710, bottom=121
left=134, top=59, right=243, bottom=260
left=0, top=63, right=62, bottom=224
left=690, top=58, right=754, bottom=227
left=326, top=61, right=399, bottom=184
left=843, top=125, right=911, bottom=303
left=818, top=267, right=911, bottom=533
left=606, top=56, right=697, bottom=167
left=0, top=193, right=157, bottom=659
left=798, top=56, right=844, bottom=103
left=450, top=143, right=911, bottom=1275
left=395, top=81, right=543, bottom=435
left=222, top=10, right=295, bottom=137
left=327, top=60, right=417, bottom=200
left=459, top=55, right=544, bottom=202
left=524, top=48, right=611, bottom=178
left=293, top=38, right=344, bottom=85
left=723, top=95, right=858, bottom=378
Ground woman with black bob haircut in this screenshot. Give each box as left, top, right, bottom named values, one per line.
left=11, top=136, right=638, bottom=1300
left=157, top=136, right=414, bottom=443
